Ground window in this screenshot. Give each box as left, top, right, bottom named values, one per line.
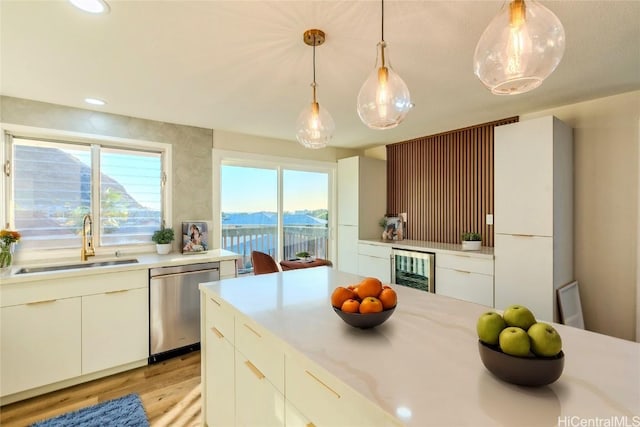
left=3, top=129, right=170, bottom=254
left=214, top=150, right=335, bottom=273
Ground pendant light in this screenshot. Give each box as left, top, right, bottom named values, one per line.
left=296, top=29, right=335, bottom=149
left=474, top=0, right=565, bottom=95
left=356, top=0, right=412, bottom=130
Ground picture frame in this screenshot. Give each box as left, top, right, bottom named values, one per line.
left=557, top=281, right=585, bottom=329
left=382, top=216, right=404, bottom=241
left=181, top=221, right=209, bottom=254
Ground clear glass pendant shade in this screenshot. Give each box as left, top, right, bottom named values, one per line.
left=473, top=0, right=565, bottom=95
left=357, top=42, right=412, bottom=130
left=296, top=98, right=335, bottom=149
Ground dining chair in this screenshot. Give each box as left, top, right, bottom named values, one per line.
left=251, top=251, right=280, bottom=275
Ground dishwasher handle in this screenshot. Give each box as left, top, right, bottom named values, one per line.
left=150, top=267, right=219, bottom=280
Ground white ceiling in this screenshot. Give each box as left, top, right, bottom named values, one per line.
left=1, top=1, right=639, bottom=149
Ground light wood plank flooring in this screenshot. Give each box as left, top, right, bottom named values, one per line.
left=0, top=351, right=202, bottom=427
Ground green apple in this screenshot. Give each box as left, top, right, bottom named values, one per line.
left=502, top=305, right=536, bottom=330
left=476, top=311, right=507, bottom=345
left=499, top=327, right=531, bottom=357
left=528, top=322, right=562, bottom=357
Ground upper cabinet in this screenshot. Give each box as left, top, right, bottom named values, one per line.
left=494, top=116, right=573, bottom=236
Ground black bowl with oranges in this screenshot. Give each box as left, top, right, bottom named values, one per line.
left=331, top=277, right=397, bottom=329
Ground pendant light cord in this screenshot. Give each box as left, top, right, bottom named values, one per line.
left=381, top=0, right=385, bottom=42
left=312, top=34, right=317, bottom=103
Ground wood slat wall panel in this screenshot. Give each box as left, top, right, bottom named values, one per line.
left=386, top=117, right=518, bottom=247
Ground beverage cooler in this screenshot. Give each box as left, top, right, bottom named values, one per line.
left=392, top=249, right=435, bottom=293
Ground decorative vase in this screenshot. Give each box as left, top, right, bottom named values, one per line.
left=156, top=243, right=172, bottom=255
left=0, top=243, right=16, bottom=275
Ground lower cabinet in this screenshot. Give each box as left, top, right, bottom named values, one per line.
left=0, top=298, right=81, bottom=396
left=81, top=287, right=148, bottom=374
left=357, top=243, right=392, bottom=283
left=235, top=351, right=285, bottom=427
left=285, top=400, right=313, bottom=427
left=435, top=253, right=494, bottom=307
left=204, top=324, right=235, bottom=427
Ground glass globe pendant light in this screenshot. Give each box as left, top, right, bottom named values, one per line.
left=474, top=0, right=565, bottom=95
left=356, top=0, right=412, bottom=130
left=296, top=29, right=335, bottom=149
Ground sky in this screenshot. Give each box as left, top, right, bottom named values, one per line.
left=221, top=165, right=328, bottom=213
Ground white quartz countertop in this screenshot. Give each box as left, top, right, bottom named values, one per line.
left=200, top=267, right=639, bottom=426
left=0, top=249, right=241, bottom=285
left=360, top=238, right=494, bottom=258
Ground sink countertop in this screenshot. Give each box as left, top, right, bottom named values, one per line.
left=0, top=249, right=241, bottom=285
left=359, top=238, right=495, bottom=258
left=200, top=267, right=639, bottom=426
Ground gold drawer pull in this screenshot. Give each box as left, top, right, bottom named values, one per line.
left=209, top=297, right=221, bottom=306
left=243, top=323, right=262, bottom=338
left=106, top=289, right=128, bottom=295
left=305, top=370, right=340, bottom=399
left=26, top=299, right=56, bottom=306
left=244, top=360, right=265, bottom=380
left=306, top=423, right=316, bottom=427
left=512, top=234, right=535, bottom=238
left=453, top=254, right=471, bottom=258
left=210, top=327, right=224, bottom=339
left=454, top=269, right=471, bottom=274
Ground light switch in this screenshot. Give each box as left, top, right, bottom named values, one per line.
left=486, top=214, right=494, bottom=225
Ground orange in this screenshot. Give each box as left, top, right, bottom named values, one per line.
left=379, top=288, right=397, bottom=310
left=331, top=286, right=356, bottom=308
left=356, top=277, right=383, bottom=300
left=359, top=296, right=383, bottom=314
left=382, top=284, right=392, bottom=290
left=341, top=299, right=360, bottom=313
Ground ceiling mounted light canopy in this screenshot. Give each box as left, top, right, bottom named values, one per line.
left=295, top=29, right=335, bottom=149
left=474, top=0, right=565, bottom=95
left=69, top=0, right=110, bottom=14
left=356, top=0, right=412, bottom=130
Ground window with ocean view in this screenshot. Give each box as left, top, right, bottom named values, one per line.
left=220, top=162, right=331, bottom=273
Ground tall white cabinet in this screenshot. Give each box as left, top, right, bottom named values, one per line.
left=494, top=115, right=573, bottom=322
left=337, top=156, right=386, bottom=274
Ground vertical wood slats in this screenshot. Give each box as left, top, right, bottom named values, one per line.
left=386, top=117, right=518, bottom=248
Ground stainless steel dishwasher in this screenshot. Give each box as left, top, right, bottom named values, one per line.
left=149, top=262, right=220, bottom=363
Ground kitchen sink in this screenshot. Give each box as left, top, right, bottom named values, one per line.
left=15, top=258, right=139, bottom=275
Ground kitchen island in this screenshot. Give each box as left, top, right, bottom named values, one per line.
left=199, top=267, right=639, bottom=426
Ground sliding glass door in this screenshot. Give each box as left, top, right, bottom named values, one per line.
left=217, top=154, right=334, bottom=274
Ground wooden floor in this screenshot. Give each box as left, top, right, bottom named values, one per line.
left=0, top=351, right=202, bottom=427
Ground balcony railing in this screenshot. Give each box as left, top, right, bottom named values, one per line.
left=222, top=225, right=328, bottom=273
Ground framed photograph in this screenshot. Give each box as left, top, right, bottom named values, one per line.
left=382, top=216, right=404, bottom=241
left=557, top=281, right=585, bottom=329
left=181, top=221, right=209, bottom=254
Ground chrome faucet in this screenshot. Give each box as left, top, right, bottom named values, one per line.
left=81, top=214, right=95, bottom=261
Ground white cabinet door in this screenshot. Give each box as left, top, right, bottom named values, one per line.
left=205, top=325, right=235, bottom=427
left=435, top=267, right=494, bottom=307
left=494, top=234, right=554, bottom=321
left=285, top=400, right=312, bottom=427
left=337, top=225, right=358, bottom=274
left=337, top=156, right=359, bottom=226
left=1, top=298, right=81, bottom=396
left=358, top=254, right=391, bottom=283
left=494, top=117, right=554, bottom=236
left=220, top=259, right=237, bottom=279
left=81, top=287, right=148, bottom=374
left=235, top=351, right=285, bottom=427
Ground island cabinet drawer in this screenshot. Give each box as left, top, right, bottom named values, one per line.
left=435, top=267, right=494, bottom=307
left=358, top=243, right=392, bottom=259
left=436, top=253, right=494, bottom=275
left=285, top=355, right=400, bottom=427
left=205, top=294, right=234, bottom=345
left=235, top=317, right=285, bottom=393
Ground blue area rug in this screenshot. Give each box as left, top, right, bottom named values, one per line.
left=31, top=393, right=149, bottom=427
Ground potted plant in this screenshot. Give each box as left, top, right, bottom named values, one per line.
left=152, top=227, right=175, bottom=255
left=461, top=232, right=482, bottom=251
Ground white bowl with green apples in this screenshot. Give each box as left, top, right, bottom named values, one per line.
left=476, top=305, right=564, bottom=386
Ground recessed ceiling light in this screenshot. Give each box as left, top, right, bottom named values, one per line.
left=69, top=0, right=110, bottom=14
left=84, top=97, right=106, bottom=106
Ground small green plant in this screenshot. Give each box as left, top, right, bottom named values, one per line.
left=296, top=251, right=310, bottom=258
left=152, top=227, right=175, bottom=244
left=379, top=217, right=388, bottom=229
left=461, top=232, right=482, bottom=241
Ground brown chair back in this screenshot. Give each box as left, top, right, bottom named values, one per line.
left=251, top=251, right=280, bottom=275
